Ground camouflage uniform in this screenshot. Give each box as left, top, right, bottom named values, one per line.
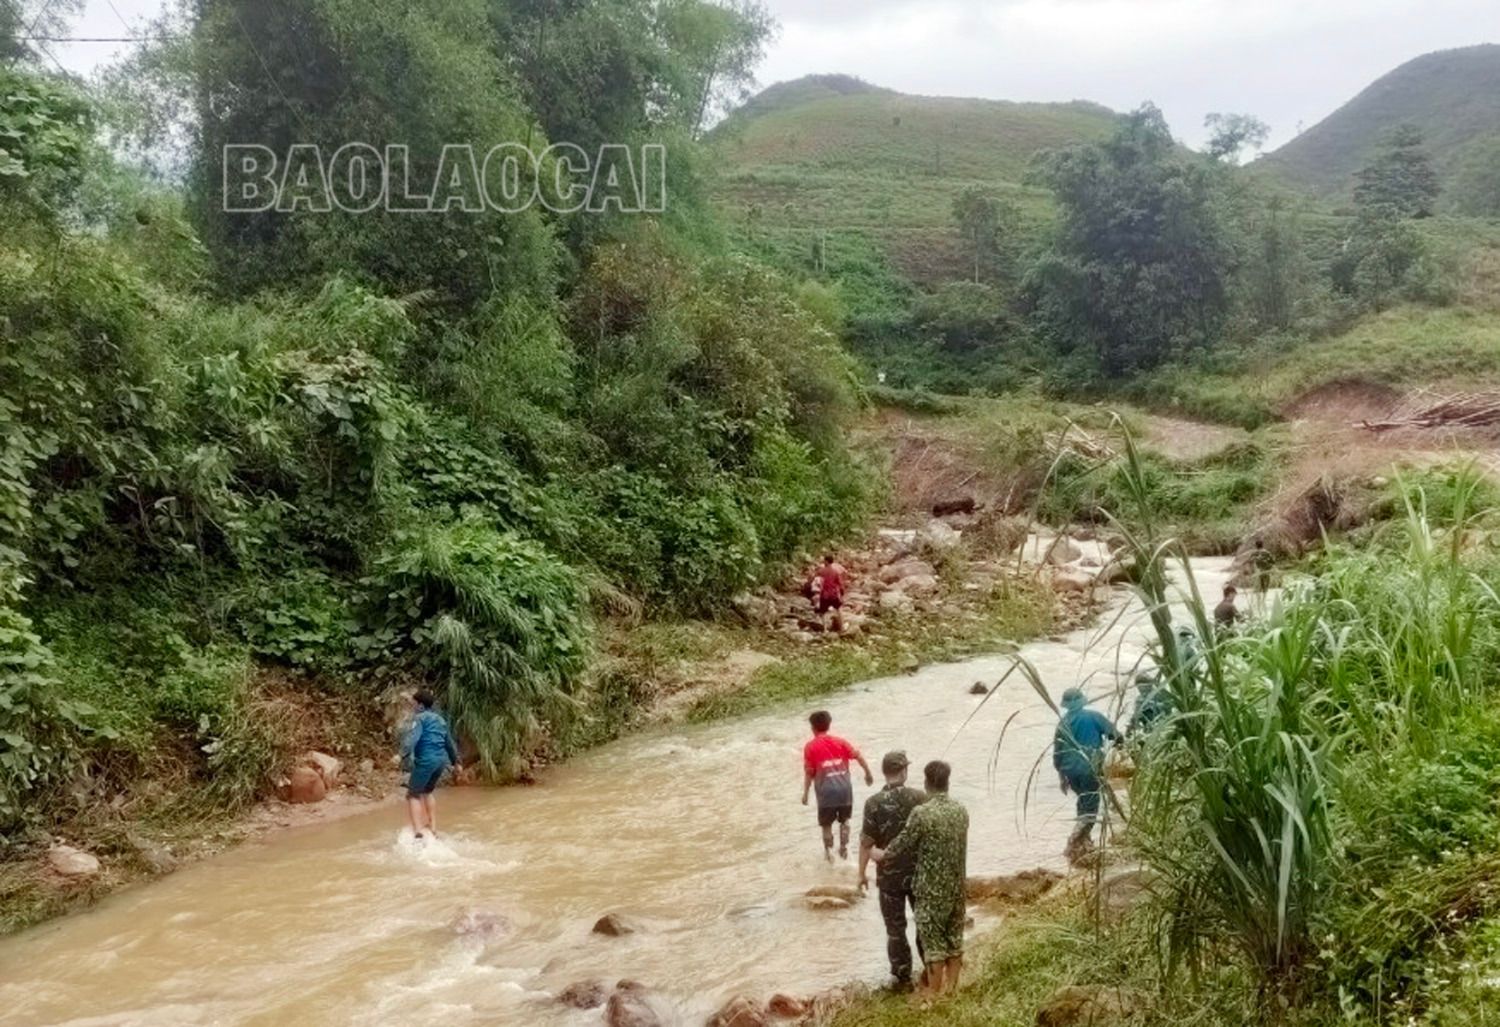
left=860, top=784, right=926, bottom=982
left=884, top=793, right=969, bottom=963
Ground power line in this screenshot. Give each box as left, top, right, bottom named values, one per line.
left=6, top=34, right=185, bottom=41
left=24, top=0, right=58, bottom=39
left=227, top=4, right=313, bottom=133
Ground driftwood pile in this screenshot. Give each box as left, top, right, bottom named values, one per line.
left=1359, top=391, right=1500, bottom=433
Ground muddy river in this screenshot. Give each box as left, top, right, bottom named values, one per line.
left=0, top=557, right=1237, bottom=1026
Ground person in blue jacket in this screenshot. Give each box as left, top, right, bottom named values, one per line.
left=1053, top=687, right=1122, bottom=864
left=401, top=689, right=460, bottom=839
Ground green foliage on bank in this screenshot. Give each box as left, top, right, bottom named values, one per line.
left=0, top=1, right=875, bottom=837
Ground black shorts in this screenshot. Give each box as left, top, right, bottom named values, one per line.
left=817, top=804, right=853, bottom=827
left=815, top=595, right=842, bottom=614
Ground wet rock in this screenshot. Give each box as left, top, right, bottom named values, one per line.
left=558, top=979, right=608, bottom=1009
left=128, top=834, right=176, bottom=874
left=47, top=844, right=100, bottom=879
left=1098, top=556, right=1138, bottom=585
left=303, top=751, right=342, bottom=789
left=966, top=868, right=1063, bottom=904
left=969, top=682, right=990, bottom=695
left=932, top=495, right=977, bottom=517
left=708, top=995, right=768, bottom=1027
left=805, top=884, right=862, bottom=902
left=1036, top=984, right=1146, bottom=1026
left=448, top=908, right=511, bottom=938
left=805, top=895, right=854, bottom=911
left=605, top=981, right=664, bottom=1027
left=878, top=558, right=936, bottom=585
left=767, top=994, right=808, bottom=1019
left=592, top=912, right=639, bottom=937
left=283, top=766, right=327, bottom=804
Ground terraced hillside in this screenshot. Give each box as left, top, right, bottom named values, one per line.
left=711, top=76, right=1119, bottom=285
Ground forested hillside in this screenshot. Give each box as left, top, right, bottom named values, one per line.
left=1259, top=44, right=1500, bottom=212
left=0, top=0, right=870, bottom=841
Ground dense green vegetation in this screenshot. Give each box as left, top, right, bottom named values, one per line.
left=0, top=0, right=876, bottom=838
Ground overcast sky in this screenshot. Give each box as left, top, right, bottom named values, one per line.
left=45, top=0, right=1500, bottom=151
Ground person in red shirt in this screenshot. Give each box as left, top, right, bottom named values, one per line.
left=801, top=710, right=874, bottom=861
left=810, top=554, right=847, bottom=634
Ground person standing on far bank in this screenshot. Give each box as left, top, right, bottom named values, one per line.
left=858, top=751, right=926, bottom=991
left=401, top=689, right=460, bottom=840
left=873, top=760, right=969, bottom=997
left=801, top=710, right=874, bottom=862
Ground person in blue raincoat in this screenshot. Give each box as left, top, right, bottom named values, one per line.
left=401, top=689, right=460, bottom=839
left=1053, top=687, right=1122, bottom=864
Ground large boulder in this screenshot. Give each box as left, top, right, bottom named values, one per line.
left=592, top=912, right=639, bottom=937
left=966, top=868, right=1062, bottom=904
left=707, top=995, right=769, bottom=1027
left=1048, top=537, right=1083, bottom=565
left=557, top=979, right=608, bottom=1009
left=605, top=981, right=666, bottom=1027
left=878, top=558, right=936, bottom=585
left=284, top=765, right=327, bottom=804
left=891, top=573, right=940, bottom=596
left=47, top=844, right=100, bottom=879
left=877, top=591, right=915, bottom=614
left=303, top=751, right=342, bottom=790
left=1036, top=984, right=1146, bottom=1026
left=731, top=592, right=779, bottom=627
left=1052, top=567, right=1098, bottom=594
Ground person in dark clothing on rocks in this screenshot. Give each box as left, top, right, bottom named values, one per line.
left=801, top=710, right=874, bottom=861
left=857, top=751, right=927, bottom=990
left=401, top=689, right=460, bottom=839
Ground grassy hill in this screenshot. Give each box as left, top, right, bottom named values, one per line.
left=1258, top=44, right=1500, bottom=204
left=711, top=77, right=1120, bottom=285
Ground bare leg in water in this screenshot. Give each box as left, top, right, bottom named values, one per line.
left=422, top=793, right=438, bottom=837
left=406, top=797, right=426, bottom=838
left=839, top=819, right=851, bottom=860
left=821, top=823, right=835, bottom=862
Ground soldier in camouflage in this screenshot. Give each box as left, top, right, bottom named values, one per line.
left=857, top=751, right=926, bottom=989
left=874, top=759, right=969, bottom=996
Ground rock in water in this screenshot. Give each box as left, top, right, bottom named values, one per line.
left=47, top=844, right=100, bottom=879
left=805, top=884, right=862, bottom=902
left=605, top=982, right=665, bottom=1027
left=805, top=895, right=853, bottom=911
left=285, top=765, right=327, bottom=804
left=557, top=979, right=608, bottom=1009
left=708, top=996, right=769, bottom=1027
left=767, top=994, right=809, bottom=1019
left=966, top=868, right=1063, bottom=904
left=1036, top=984, right=1145, bottom=1026
left=592, top=912, right=638, bottom=937
left=969, top=682, right=990, bottom=695
left=448, top=908, right=511, bottom=938
left=303, top=751, right=342, bottom=789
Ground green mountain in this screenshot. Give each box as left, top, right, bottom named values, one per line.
left=1259, top=44, right=1500, bottom=204
left=711, top=76, right=1120, bottom=285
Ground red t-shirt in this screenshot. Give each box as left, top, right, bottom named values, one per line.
left=817, top=564, right=846, bottom=601
left=804, top=733, right=858, bottom=808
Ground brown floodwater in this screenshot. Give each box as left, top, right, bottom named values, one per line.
left=0, top=556, right=1238, bottom=1026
